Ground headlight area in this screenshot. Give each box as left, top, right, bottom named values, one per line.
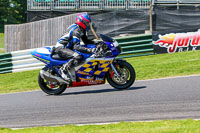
left=113, top=40, right=119, bottom=47
left=116, top=46, right=122, bottom=53
left=112, top=41, right=122, bottom=53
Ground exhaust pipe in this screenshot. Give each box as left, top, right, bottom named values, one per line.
left=40, top=70, right=69, bottom=85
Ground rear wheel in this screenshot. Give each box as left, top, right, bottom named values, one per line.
left=107, top=61, right=135, bottom=90
left=38, top=68, right=67, bottom=95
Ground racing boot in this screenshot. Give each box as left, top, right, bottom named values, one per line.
left=60, top=67, right=70, bottom=81
left=60, top=59, right=74, bottom=81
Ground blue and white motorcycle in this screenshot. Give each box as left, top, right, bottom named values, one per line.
left=31, top=34, right=136, bottom=95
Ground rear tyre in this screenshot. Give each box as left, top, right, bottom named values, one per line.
left=107, top=61, right=135, bottom=90
left=38, top=72, right=67, bottom=95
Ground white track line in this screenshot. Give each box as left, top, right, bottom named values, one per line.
left=10, top=119, right=200, bottom=130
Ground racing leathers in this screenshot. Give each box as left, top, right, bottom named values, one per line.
left=55, top=23, right=95, bottom=80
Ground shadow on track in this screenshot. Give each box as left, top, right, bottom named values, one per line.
left=58, top=86, right=146, bottom=96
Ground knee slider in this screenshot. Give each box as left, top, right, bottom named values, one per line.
left=73, top=54, right=82, bottom=60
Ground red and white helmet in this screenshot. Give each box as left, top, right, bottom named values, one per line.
left=76, top=13, right=91, bottom=31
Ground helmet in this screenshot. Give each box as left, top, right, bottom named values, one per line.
left=76, top=13, right=91, bottom=31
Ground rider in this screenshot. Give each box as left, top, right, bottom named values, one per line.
left=55, top=13, right=96, bottom=80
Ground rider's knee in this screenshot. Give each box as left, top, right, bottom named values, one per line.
left=73, top=53, right=82, bottom=60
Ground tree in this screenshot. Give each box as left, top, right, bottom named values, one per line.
left=9, top=0, right=27, bottom=23
left=0, top=0, right=9, bottom=32
left=0, top=0, right=27, bottom=32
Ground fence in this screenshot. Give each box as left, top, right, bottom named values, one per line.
left=5, top=13, right=77, bottom=52
left=154, top=0, right=200, bottom=4
left=5, top=10, right=150, bottom=52
left=27, top=0, right=200, bottom=11
left=0, top=34, right=153, bottom=74
left=27, top=0, right=151, bottom=10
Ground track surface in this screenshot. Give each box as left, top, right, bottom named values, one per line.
left=1, top=75, right=200, bottom=128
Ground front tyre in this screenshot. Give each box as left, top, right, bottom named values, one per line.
left=38, top=73, right=67, bottom=95
left=107, top=61, right=136, bottom=90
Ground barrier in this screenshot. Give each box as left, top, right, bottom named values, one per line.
left=0, top=34, right=153, bottom=74
left=116, top=34, right=153, bottom=58
left=0, top=49, right=44, bottom=74
left=154, top=0, right=200, bottom=4
left=27, top=0, right=151, bottom=10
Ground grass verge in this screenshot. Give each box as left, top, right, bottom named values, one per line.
left=1, top=50, right=200, bottom=94
left=0, top=70, right=40, bottom=94
left=0, top=49, right=4, bottom=53
left=129, top=50, right=200, bottom=80
left=0, top=33, right=4, bottom=48
left=0, top=119, right=200, bottom=133
left=0, top=33, right=4, bottom=53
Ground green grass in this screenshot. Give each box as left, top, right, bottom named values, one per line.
left=1, top=50, right=200, bottom=94
left=0, top=33, right=4, bottom=53
left=0, top=119, right=200, bottom=133
left=0, top=33, right=4, bottom=48
left=0, top=49, right=4, bottom=53
left=0, top=70, right=40, bottom=94
left=129, top=50, right=200, bottom=80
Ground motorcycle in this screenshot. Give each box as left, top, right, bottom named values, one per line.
left=31, top=34, right=136, bottom=95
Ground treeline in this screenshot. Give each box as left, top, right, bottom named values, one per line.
left=0, top=0, right=27, bottom=32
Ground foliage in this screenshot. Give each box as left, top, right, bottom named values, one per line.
left=0, top=0, right=27, bottom=32
left=1, top=119, right=200, bottom=133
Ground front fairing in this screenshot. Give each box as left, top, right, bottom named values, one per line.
left=104, top=41, right=120, bottom=57
left=100, top=34, right=121, bottom=57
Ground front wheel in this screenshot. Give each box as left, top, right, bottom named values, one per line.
left=107, top=61, right=136, bottom=90
left=38, top=72, right=67, bottom=95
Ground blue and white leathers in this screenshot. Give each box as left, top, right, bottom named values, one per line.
left=56, top=24, right=80, bottom=48
left=56, top=23, right=94, bottom=51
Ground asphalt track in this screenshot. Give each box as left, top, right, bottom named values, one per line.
left=1, top=75, right=200, bottom=128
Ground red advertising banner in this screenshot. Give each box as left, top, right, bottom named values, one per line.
left=153, top=29, right=200, bottom=54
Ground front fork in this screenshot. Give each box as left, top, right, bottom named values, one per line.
left=110, top=59, right=125, bottom=77
left=111, top=63, right=121, bottom=77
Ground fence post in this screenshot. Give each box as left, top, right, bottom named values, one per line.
left=126, top=0, right=128, bottom=10
left=149, top=3, right=153, bottom=32
left=76, top=0, right=80, bottom=10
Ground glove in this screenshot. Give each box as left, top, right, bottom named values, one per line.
left=91, top=48, right=97, bottom=53
left=88, top=43, right=102, bottom=53
left=95, top=41, right=103, bottom=46
left=86, top=48, right=96, bottom=53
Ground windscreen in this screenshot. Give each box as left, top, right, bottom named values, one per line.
left=100, top=34, right=114, bottom=42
